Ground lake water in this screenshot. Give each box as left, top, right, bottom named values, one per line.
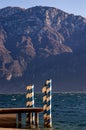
left=0, top=93, right=86, bottom=130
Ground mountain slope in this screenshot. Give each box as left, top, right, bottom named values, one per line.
left=0, top=6, right=86, bottom=93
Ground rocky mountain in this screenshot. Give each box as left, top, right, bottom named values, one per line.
left=0, top=6, right=86, bottom=93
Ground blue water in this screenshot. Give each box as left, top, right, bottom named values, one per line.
left=0, top=93, right=86, bottom=130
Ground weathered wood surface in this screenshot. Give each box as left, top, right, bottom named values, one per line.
left=0, top=114, right=16, bottom=128
left=0, top=108, right=43, bottom=114
left=0, top=108, right=43, bottom=128
left=0, top=128, right=30, bottom=130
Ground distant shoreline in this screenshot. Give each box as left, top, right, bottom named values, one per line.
left=0, top=91, right=86, bottom=95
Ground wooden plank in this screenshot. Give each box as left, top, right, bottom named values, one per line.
left=0, top=108, right=43, bottom=114
left=0, top=128, right=26, bottom=130
left=17, top=113, right=22, bottom=128
left=35, top=112, right=39, bottom=128
left=0, top=108, right=43, bottom=128
left=26, top=112, right=30, bottom=123
left=0, top=114, right=16, bottom=128
left=30, top=112, right=33, bottom=127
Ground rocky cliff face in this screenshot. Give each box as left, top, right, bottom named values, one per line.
left=0, top=6, right=86, bottom=92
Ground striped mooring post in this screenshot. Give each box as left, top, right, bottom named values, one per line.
left=42, top=79, right=52, bottom=128
left=26, top=85, right=34, bottom=126
left=42, top=84, right=47, bottom=127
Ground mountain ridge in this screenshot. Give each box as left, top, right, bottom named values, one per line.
left=0, top=6, right=86, bottom=93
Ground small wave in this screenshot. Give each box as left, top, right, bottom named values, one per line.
left=11, top=98, right=16, bottom=101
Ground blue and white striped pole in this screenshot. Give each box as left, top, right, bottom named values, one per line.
left=46, top=79, right=52, bottom=128
left=26, top=85, right=34, bottom=108
left=42, top=85, right=47, bottom=127
left=26, top=85, right=34, bottom=126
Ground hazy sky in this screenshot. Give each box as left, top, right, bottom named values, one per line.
left=0, top=0, right=86, bottom=18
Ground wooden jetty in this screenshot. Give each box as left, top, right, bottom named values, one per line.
left=0, top=107, right=43, bottom=128
left=0, top=79, right=52, bottom=128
